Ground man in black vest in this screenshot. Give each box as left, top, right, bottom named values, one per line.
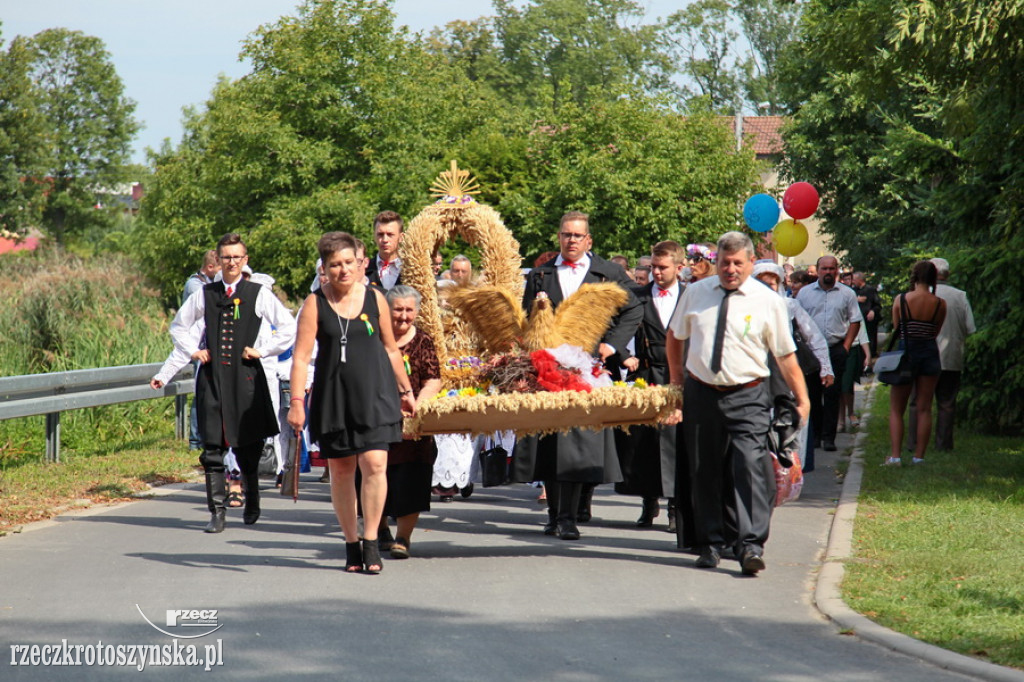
left=512, top=211, right=641, bottom=540
left=169, top=233, right=296, bottom=533
left=616, top=240, right=685, bottom=531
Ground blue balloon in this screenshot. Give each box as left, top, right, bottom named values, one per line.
left=743, top=193, right=780, bottom=233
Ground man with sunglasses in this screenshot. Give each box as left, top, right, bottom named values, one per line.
left=512, top=212, right=641, bottom=540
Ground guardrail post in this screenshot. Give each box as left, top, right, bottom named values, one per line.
left=45, top=412, right=61, bottom=463
left=174, top=395, right=187, bottom=440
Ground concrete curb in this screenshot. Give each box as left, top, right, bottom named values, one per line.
left=815, top=383, right=1024, bottom=682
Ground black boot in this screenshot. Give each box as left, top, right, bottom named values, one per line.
left=666, top=498, right=677, bottom=534
left=543, top=480, right=559, bottom=535
left=241, top=468, right=261, bottom=525
left=204, top=471, right=227, bottom=533
left=557, top=482, right=582, bottom=540
left=636, top=496, right=660, bottom=528
left=576, top=483, right=595, bottom=523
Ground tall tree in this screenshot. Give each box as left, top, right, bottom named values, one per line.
left=501, top=97, right=761, bottom=261
left=20, top=28, right=139, bottom=245
left=781, top=0, right=1024, bottom=431
left=663, top=0, right=742, bottom=112
left=0, top=27, right=48, bottom=235
left=491, top=0, right=672, bottom=113
left=733, top=0, right=802, bottom=115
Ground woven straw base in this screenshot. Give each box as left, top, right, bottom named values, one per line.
left=404, top=385, right=682, bottom=438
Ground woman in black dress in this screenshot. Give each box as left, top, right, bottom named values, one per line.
left=288, top=232, right=415, bottom=573
left=377, top=285, right=442, bottom=559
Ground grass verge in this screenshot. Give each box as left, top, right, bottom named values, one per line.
left=845, top=385, right=1024, bottom=669
left=0, top=434, right=199, bottom=533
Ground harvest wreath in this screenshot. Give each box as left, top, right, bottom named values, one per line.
left=400, top=161, right=681, bottom=437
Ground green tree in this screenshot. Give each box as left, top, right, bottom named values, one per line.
left=664, top=0, right=743, bottom=112
left=491, top=0, right=672, bottom=113
left=16, top=28, right=139, bottom=246
left=733, top=0, right=802, bottom=115
left=501, top=97, right=761, bottom=261
left=780, top=0, right=1024, bottom=431
left=0, top=28, right=48, bottom=235
left=140, top=0, right=512, bottom=301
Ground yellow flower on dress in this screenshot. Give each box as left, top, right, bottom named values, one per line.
left=742, top=315, right=752, bottom=339
left=360, top=313, right=374, bottom=336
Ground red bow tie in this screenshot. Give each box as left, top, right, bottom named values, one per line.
left=657, top=287, right=671, bottom=297
left=380, top=259, right=392, bottom=271
left=563, top=260, right=580, bottom=271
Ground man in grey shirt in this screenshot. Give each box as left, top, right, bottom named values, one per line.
left=908, top=257, right=975, bottom=451
left=796, top=255, right=862, bottom=452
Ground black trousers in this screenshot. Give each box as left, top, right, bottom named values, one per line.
left=200, top=441, right=262, bottom=475
left=682, top=377, right=775, bottom=554
left=821, top=344, right=848, bottom=444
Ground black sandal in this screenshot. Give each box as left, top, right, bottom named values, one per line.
left=344, top=541, right=363, bottom=573
left=361, top=538, right=383, bottom=574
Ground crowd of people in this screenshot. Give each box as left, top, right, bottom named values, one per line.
left=151, top=209, right=974, bottom=576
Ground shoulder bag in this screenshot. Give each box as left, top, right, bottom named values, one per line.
left=875, top=294, right=912, bottom=385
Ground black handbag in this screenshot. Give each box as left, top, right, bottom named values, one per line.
left=478, top=437, right=511, bottom=488
left=876, top=294, right=912, bottom=386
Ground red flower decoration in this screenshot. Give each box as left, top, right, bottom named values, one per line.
left=530, top=349, right=592, bottom=393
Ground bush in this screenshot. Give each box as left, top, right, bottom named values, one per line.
left=0, top=247, right=176, bottom=467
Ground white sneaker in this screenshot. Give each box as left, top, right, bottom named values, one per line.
left=882, top=457, right=902, bottom=467
left=911, top=457, right=925, bottom=465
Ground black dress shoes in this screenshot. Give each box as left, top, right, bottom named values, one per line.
left=636, top=497, right=659, bottom=528
left=823, top=441, right=837, bottom=452
left=557, top=519, right=580, bottom=541
left=694, top=546, right=720, bottom=568
left=543, top=520, right=558, bottom=536
left=740, top=549, right=766, bottom=576
left=665, top=500, right=677, bottom=534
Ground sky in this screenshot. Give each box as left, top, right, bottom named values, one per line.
left=1, top=0, right=679, bottom=165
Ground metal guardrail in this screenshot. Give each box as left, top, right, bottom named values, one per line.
left=0, top=363, right=194, bottom=463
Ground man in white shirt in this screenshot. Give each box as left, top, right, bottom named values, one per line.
left=169, top=233, right=296, bottom=533
left=367, top=210, right=403, bottom=291
left=907, top=257, right=976, bottom=451
left=796, top=255, right=862, bottom=451
left=666, top=231, right=809, bottom=575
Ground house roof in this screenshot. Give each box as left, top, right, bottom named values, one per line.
left=726, top=115, right=785, bottom=156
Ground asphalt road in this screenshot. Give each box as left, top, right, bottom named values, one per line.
left=2, top=416, right=983, bottom=682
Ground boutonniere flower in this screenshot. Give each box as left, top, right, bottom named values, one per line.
left=402, top=353, right=411, bottom=375
left=360, top=313, right=373, bottom=336
left=233, top=298, right=241, bottom=320
left=742, top=314, right=752, bottom=339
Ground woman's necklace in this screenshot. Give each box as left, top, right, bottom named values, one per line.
left=328, top=286, right=353, bottom=363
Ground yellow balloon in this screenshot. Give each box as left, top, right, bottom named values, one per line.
left=773, top=219, right=808, bottom=257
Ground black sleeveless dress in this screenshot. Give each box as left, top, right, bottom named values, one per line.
left=308, top=285, right=402, bottom=456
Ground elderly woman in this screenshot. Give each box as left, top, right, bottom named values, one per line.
left=288, top=232, right=415, bottom=574
left=377, top=285, right=442, bottom=558
left=753, top=260, right=833, bottom=473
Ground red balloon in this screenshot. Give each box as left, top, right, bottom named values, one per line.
left=782, top=182, right=820, bottom=220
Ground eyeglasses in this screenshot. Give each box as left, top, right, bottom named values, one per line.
left=559, top=232, right=589, bottom=242
left=220, top=255, right=246, bottom=262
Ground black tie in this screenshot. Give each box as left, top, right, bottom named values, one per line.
left=710, top=288, right=736, bottom=374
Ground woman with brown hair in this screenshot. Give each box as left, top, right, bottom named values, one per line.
left=886, top=260, right=947, bottom=466
left=288, top=232, right=416, bottom=574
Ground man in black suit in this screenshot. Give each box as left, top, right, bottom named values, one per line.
left=852, top=271, right=882, bottom=361
left=512, top=211, right=642, bottom=540
left=366, top=210, right=403, bottom=291
left=616, top=240, right=685, bottom=531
